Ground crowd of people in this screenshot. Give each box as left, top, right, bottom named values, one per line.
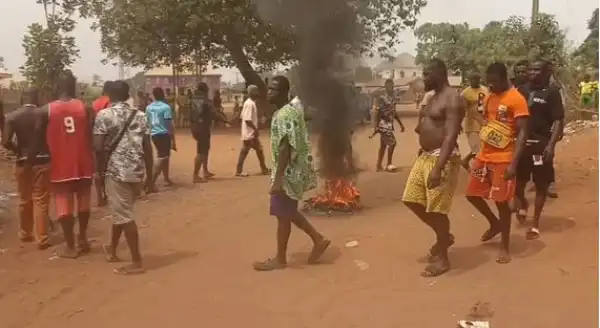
left=0, top=55, right=573, bottom=277
left=400, top=58, right=565, bottom=277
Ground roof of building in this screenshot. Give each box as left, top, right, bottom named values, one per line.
left=374, top=53, right=420, bottom=71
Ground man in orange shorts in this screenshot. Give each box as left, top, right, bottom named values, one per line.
left=31, top=71, right=95, bottom=258
left=465, top=62, right=529, bottom=264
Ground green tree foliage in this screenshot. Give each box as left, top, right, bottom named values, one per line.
left=20, top=11, right=79, bottom=101
left=414, top=14, right=568, bottom=77
left=62, top=0, right=426, bottom=90
left=574, top=8, right=599, bottom=69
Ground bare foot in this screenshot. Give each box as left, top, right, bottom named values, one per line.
left=193, top=177, right=208, bottom=183
left=164, top=180, right=175, bottom=187
left=204, top=172, right=215, bottom=179
left=308, top=238, right=331, bottom=264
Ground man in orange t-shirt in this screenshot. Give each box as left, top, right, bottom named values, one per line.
left=465, top=62, right=529, bottom=265
left=92, top=81, right=113, bottom=114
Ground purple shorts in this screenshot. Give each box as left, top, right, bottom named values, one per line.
left=269, top=193, right=299, bottom=217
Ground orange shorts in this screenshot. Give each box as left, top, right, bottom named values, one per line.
left=465, top=158, right=515, bottom=203
left=52, top=179, right=92, bottom=219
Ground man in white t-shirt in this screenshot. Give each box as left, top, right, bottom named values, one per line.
left=235, top=85, right=269, bottom=177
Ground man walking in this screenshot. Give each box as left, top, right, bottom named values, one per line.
left=465, top=62, right=529, bottom=264
left=235, top=85, right=269, bottom=177
left=93, top=81, right=153, bottom=275
left=460, top=72, right=489, bottom=168
left=31, top=71, right=95, bottom=258
left=402, top=59, right=464, bottom=277
left=514, top=60, right=564, bottom=239
left=146, top=87, right=176, bottom=187
left=2, top=88, right=51, bottom=249
left=253, top=76, right=330, bottom=271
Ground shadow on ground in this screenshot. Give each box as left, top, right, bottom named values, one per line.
left=143, top=250, right=199, bottom=271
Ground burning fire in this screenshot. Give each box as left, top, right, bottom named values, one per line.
left=304, top=178, right=361, bottom=213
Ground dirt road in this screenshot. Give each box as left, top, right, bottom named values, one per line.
left=0, top=117, right=597, bottom=328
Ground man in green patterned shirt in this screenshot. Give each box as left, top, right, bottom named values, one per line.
left=253, top=76, right=330, bottom=271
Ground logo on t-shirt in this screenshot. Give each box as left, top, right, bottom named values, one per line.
left=497, top=105, right=509, bottom=122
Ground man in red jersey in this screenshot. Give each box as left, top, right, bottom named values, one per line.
left=91, top=81, right=113, bottom=206
left=30, top=71, right=95, bottom=259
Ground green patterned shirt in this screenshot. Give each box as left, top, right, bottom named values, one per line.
left=270, top=104, right=317, bottom=200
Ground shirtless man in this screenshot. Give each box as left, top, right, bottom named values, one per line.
left=2, top=88, right=51, bottom=249
left=402, top=59, right=464, bottom=277
left=373, top=79, right=405, bottom=171
left=31, top=72, right=96, bottom=258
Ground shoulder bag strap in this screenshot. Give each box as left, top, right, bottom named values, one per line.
left=104, top=109, right=138, bottom=168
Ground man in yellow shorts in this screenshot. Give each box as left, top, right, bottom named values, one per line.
left=403, top=59, right=464, bottom=278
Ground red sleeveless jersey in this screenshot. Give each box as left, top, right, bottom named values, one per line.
left=46, top=99, right=95, bottom=182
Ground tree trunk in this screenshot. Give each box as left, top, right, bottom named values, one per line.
left=224, top=36, right=271, bottom=126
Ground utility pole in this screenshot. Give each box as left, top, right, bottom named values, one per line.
left=531, top=0, right=539, bottom=26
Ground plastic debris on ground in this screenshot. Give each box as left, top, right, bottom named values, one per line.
left=563, top=120, right=599, bottom=135
left=457, top=320, right=490, bottom=328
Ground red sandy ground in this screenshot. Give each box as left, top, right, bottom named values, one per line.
left=0, top=114, right=597, bottom=328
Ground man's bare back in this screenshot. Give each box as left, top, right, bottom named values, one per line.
left=3, top=106, right=49, bottom=161
left=418, top=87, right=463, bottom=152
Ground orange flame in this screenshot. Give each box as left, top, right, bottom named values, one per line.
left=305, top=178, right=361, bottom=212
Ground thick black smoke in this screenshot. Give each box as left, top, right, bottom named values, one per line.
left=252, top=0, right=362, bottom=179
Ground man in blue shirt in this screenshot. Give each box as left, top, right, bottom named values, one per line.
left=146, top=87, right=176, bottom=188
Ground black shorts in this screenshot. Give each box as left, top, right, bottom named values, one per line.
left=516, top=143, right=553, bottom=188
left=242, top=138, right=262, bottom=150
left=152, top=134, right=171, bottom=159
left=196, top=133, right=211, bottom=155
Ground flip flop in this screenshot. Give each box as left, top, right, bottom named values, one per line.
left=55, top=247, right=79, bottom=259
left=420, top=261, right=451, bottom=277
left=516, top=208, right=528, bottom=225
left=253, top=258, right=287, bottom=271
left=102, top=244, right=122, bottom=263
left=113, top=264, right=145, bottom=275
left=308, top=239, right=331, bottom=264
left=480, top=227, right=500, bottom=242
left=526, top=227, right=540, bottom=240
left=77, top=239, right=91, bottom=254
left=419, top=234, right=455, bottom=263
left=496, top=251, right=512, bottom=264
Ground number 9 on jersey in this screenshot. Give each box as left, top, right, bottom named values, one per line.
left=64, top=116, right=76, bottom=133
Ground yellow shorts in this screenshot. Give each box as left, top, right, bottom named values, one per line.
left=402, top=152, right=460, bottom=215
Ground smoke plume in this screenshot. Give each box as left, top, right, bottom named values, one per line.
left=252, top=0, right=362, bottom=179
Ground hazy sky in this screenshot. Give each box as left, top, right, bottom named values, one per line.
left=0, top=0, right=596, bottom=83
